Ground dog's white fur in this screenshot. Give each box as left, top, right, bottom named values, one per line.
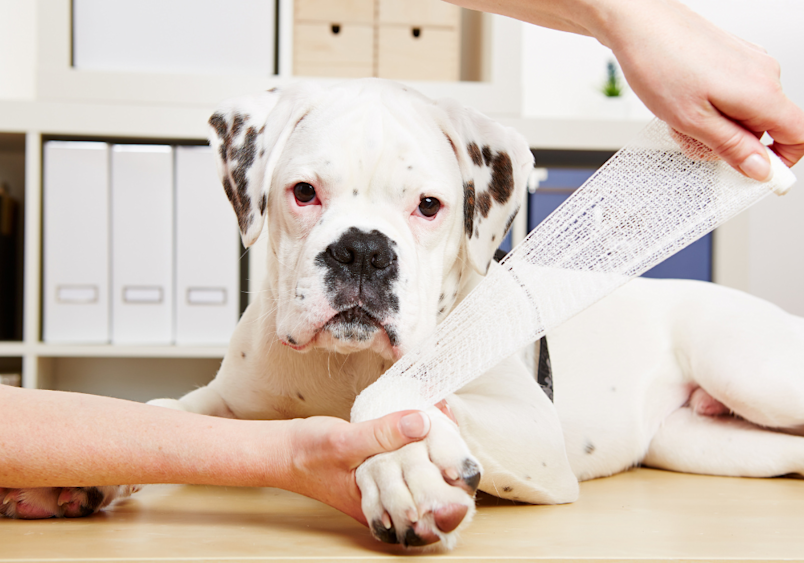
left=6, top=80, right=804, bottom=551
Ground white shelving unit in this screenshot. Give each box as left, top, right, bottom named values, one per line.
left=0, top=0, right=661, bottom=399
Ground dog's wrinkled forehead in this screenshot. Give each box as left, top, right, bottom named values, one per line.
left=208, top=79, right=532, bottom=273
left=277, top=88, right=458, bottom=195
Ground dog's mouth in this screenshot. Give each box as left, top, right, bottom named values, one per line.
left=281, top=306, right=400, bottom=357
left=324, top=306, right=384, bottom=343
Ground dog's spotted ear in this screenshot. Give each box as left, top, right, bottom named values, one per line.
left=435, top=99, right=533, bottom=275
left=208, top=83, right=321, bottom=247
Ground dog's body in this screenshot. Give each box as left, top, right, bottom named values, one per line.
left=5, top=80, right=803, bottom=550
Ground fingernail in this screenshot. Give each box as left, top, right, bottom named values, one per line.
left=406, top=508, right=419, bottom=523
left=740, top=153, right=772, bottom=182
left=400, top=412, right=430, bottom=438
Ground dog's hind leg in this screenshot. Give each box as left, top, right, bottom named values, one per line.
left=674, top=281, right=804, bottom=431
left=643, top=407, right=804, bottom=477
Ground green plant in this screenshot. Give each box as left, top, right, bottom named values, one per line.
left=602, top=60, right=624, bottom=97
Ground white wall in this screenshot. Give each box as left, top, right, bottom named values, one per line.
left=520, top=24, right=651, bottom=121
left=686, top=0, right=804, bottom=315
left=0, top=0, right=36, bottom=100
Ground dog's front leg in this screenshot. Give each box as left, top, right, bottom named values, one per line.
left=449, top=353, right=579, bottom=505
left=147, top=301, right=280, bottom=419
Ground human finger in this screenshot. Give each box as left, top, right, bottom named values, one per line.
left=345, top=411, right=431, bottom=466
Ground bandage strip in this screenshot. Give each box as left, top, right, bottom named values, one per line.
left=351, top=119, right=797, bottom=423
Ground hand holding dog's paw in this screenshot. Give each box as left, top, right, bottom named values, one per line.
left=356, top=406, right=481, bottom=550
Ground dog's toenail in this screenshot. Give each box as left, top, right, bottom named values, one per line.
left=382, top=512, right=392, bottom=529
left=371, top=519, right=399, bottom=544
left=445, top=468, right=460, bottom=481
left=403, top=527, right=430, bottom=547
left=406, top=508, right=419, bottom=523
left=84, top=487, right=105, bottom=510
left=463, top=459, right=481, bottom=492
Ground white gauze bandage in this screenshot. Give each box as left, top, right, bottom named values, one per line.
left=351, top=119, right=796, bottom=423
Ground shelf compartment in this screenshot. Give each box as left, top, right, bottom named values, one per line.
left=40, top=356, right=222, bottom=402
left=34, top=343, right=228, bottom=359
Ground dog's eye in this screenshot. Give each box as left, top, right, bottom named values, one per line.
left=293, top=182, right=317, bottom=204
left=418, top=196, right=441, bottom=218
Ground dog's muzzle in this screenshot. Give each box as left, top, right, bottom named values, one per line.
left=316, top=227, right=400, bottom=344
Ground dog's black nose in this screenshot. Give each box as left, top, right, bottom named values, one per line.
left=326, top=227, right=396, bottom=275
left=316, top=227, right=400, bottom=316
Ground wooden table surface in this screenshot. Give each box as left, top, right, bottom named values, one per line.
left=2, top=468, right=804, bottom=562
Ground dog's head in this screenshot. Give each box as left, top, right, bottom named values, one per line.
left=209, top=79, right=532, bottom=360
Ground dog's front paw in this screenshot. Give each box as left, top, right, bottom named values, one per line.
left=356, top=407, right=481, bottom=550
left=0, top=486, right=137, bottom=519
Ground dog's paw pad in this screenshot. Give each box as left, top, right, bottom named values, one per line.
left=433, top=503, right=468, bottom=533
left=57, top=487, right=105, bottom=518
left=2, top=491, right=55, bottom=519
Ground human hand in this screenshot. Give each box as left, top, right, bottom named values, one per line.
left=601, top=0, right=804, bottom=180
left=283, top=411, right=431, bottom=524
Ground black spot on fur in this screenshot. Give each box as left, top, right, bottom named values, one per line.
left=491, top=234, right=496, bottom=242
left=503, top=206, right=519, bottom=238
left=438, top=307, right=446, bottom=314
left=287, top=335, right=298, bottom=345
left=489, top=151, right=514, bottom=204
left=353, top=189, right=358, bottom=197
left=211, top=111, right=262, bottom=235
left=502, top=486, right=512, bottom=493
left=463, top=180, right=475, bottom=236
left=443, top=132, right=458, bottom=157
left=585, top=442, right=596, bottom=455
left=241, top=351, right=246, bottom=359
left=267, top=87, right=279, bottom=93
left=476, top=191, right=492, bottom=219
left=297, top=392, right=305, bottom=401
left=259, top=193, right=267, bottom=215
left=439, top=293, right=445, bottom=302
left=467, top=142, right=483, bottom=166
left=481, top=145, right=493, bottom=167
left=209, top=113, right=228, bottom=140
left=230, top=113, right=245, bottom=139
left=404, top=528, right=429, bottom=547
left=372, top=520, right=399, bottom=544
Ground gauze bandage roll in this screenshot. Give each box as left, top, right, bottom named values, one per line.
left=351, top=119, right=796, bottom=423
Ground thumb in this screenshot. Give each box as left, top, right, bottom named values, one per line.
left=348, top=410, right=431, bottom=463
left=681, top=113, right=772, bottom=182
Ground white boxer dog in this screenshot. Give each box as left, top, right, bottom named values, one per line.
left=4, top=79, right=804, bottom=552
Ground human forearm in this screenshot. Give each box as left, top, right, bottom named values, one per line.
left=0, top=385, right=292, bottom=489
left=445, top=0, right=804, bottom=175
left=441, top=0, right=622, bottom=39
